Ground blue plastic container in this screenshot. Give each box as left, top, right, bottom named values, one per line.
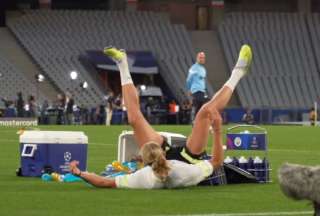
left=19, top=131, right=88, bottom=177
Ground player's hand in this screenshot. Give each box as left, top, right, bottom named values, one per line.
left=69, top=160, right=81, bottom=175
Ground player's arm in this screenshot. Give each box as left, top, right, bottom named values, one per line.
left=69, top=161, right=116, bottom=188
left=210, top=109, right=224, bottom=170
left=186, top=68, right=194, bottom=91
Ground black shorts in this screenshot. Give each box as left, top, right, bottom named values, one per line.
left=161, top=138, right=207, bottom=164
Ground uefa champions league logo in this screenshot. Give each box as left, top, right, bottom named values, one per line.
left=64, top=152, right=72, bottom=162
left=234, top=137, right=242, bottom=147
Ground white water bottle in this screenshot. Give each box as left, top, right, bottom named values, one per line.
left=224, top=156, right=233, bottom=164
left=253, top=156, right=263, bottom=180
left=239, top=156, right=248, bottom=170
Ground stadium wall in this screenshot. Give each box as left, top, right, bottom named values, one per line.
left=135, top=0, right=313, bottom=30
left=137, top=1, right=199, bottom=29
left=224, top=0, right=298, bottom=12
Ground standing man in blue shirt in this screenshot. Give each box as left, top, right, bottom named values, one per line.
left=186, top=51, right=207, bottom=121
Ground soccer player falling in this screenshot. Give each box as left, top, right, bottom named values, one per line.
left=69, top=45, right=252, bottom=189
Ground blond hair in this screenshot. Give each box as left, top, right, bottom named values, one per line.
left=141, top=142, right=170, bottom=182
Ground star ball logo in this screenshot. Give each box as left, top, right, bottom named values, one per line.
left=234, top=137, right=242, bottom=147
left=64, top=152, right=72, bottom=162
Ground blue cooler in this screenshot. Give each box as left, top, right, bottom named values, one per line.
left=19, top=131, right=88, bottom=177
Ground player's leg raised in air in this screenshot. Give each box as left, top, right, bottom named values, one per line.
left=186, top=45, right=252, bottom=168
left=103, top=47, right=163, bottom=148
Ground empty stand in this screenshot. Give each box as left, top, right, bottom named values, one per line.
left=0, top=54, right=46, bottom=103
left=8, top=10, right=196, bottom=106
left=219, top=12, right=320, bottom=109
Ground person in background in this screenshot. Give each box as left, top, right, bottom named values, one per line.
left=16, top=92, right=24, bottom=117
left=96, top=104, right=106, bottom=124
left=168, top=99, right=179, bottom=124
left=158, top=96, right=169, bottom=124
left=105, top=100, right=113, bottom=126
left=222, top=110, right=228, bottom=125
left=56, top=93, right=65, bottom=124
left=112, top=94, right=122, bottom=112
left=81, top=106, right=89, bottom=125
left=0, top=96, right=5, bottom=117
left=105, top=92, right=114, bottom=126
left=242, top=108, right=254, bottom=124
left=65, top=92, right=74, bottom=125
left=26, top=95, right=36, bottom=118
left=168, top=100, right=177, bottom=114
left=145, top=97, right=154, bottom=123
left=4, top=101, right=16, bottom=117
left=40, top=100, right=49, bottom=124
left=186, top=52, right=208, bottom=122
left=309, top=107, right=317, bottom=126
left=73, top=105, right=81, bottom=124
left=112, top=94, right=123, bottom=124
left=180, top=99, right=192, bottom=124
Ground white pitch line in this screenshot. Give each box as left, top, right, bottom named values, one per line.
left=166, top=211, right=313, bottom=216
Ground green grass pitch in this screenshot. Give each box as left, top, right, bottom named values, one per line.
left=0, top=125, right=319, bottom=216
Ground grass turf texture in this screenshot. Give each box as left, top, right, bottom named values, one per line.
left=0, top=125, right=318, bottom=216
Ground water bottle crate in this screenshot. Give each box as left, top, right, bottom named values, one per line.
left=225, top=125, right=271, bottom=183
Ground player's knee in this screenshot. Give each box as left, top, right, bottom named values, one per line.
left=198, top=104, right=221, bottom=122
left=198, top=103, right=211, bottom=118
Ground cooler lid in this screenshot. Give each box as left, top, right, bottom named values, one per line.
left=119, top=131, right=186, bottom=139
left=20, top=131, right=88, bottom=144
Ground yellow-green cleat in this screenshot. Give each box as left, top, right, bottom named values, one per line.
left=103, top=46, right=125, bottom=62
left=236, top=44, right=253, bottom=72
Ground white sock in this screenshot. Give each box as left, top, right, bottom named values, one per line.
left=235, top=59, right=247, bottom=68
left=117, top=55, right=133, bottom=86
left=224, top=68, right=245, bottom=91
